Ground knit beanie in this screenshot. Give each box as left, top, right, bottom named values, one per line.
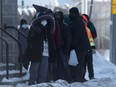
left=20, top=19, right=27, bottom=25
left=69, top=7, right=79, bottom=15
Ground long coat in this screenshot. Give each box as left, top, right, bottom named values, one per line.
left=70, top=15, right=91, bottom=52
left=18, top=27, right=29, bottom=55
left=24, top=15, right=56, bottom=63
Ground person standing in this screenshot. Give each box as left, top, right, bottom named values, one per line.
left=69, top=7, right=91, bottom=82
left=18, top=19, right=29, bottom=70
left=52, top=11, right=72, bottom=82
left=82, top=14, right=97, bottom=80
left=24, top=7, right=56, bottom=85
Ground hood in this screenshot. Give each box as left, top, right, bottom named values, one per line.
left=54, top=11, right=64, bottom=22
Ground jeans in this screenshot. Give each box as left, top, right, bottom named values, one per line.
left=29, top=56, right=48, bottom=85
left=37, top=56, right=48, bottom=83
left=29, top=62, right=40, bottom=85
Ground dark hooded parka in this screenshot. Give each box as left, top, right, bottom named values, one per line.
left=69, top=7, right=91, bottom=82
left=52, top=11, right=72, bottom=81
left=24, top=6, right=56, bottom=63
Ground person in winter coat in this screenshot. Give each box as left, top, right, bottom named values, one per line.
left=18, top=19, right=29, bottom=54
left=82, top=14, right=97, bottom=39
left=69, top=7, right=91, bottom=82
left=52, top=11, right=72, bottom=82
left=82, top=14, right=97, bottom=80
left=18, top=19, right=29, bottom=70
left=24, top=7, right=56, bottom=85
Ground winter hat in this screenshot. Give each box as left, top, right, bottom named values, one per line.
left=20, top=19, right=27, bottom=25
left=54, top=11, right=64, bottom=21
left=44, top=9, right=53, bottom=15
left=82, top=14, right=90, bottom=21
left=33, top=4, right=48, bottom=13
left=69, top=7, right=79, bottom=15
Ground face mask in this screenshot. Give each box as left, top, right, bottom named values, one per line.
left=41, top=20, right=47, bottom=26
left=22, top=24, right=28, bottom=29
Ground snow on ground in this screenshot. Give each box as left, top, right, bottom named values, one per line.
left=1, top=51, right=116, bottom=87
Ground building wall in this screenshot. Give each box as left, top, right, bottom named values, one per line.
left=0, top=0, right=2, bottom=63
left=0, top=0, right=19, bottom=63
left=0, top=0, right=1, bottom=26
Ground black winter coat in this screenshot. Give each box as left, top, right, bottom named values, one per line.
left=18, top=27, right=29, bottom=55
left=24, top=15, right=56, bottom=63
left=70, top=15, right=91, bottom=52
left=60, top=22, right=72, bottom=54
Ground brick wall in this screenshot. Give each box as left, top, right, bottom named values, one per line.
left=0, top=0, right=1, bottom=26
left=0, top=0, right=19, bottom=63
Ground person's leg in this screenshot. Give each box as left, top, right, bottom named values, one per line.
left=60, top=52, right=71, bottom=82
left=83, top=50, right=91, bottom=81
left=51, top=49, right=63, bottom=81
left=36, top=56, right=48, bottom=83
left=75, top=50, right=87, bottom=82
left=87, top=50, right=94, bottom=79
left=28, top=62, right=40, bottom=85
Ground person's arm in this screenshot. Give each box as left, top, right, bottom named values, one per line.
left=88, top=21, right=97, bottom=39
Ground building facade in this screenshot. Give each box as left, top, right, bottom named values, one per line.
left=0, top=0, right=18, bottom=63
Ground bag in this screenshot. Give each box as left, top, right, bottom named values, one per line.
left=68, top=50, right=78, bottom=66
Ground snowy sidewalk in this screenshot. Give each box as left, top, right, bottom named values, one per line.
left=1, top=51, right=116, bottom=87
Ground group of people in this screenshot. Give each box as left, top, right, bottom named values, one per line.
left=18, top=5, right=97, bottom=85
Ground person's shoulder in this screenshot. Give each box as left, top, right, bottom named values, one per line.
left=88, top=21, right=93, bottom=25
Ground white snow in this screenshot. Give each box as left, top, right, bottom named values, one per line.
left=1, top=51, right=116, bottom=87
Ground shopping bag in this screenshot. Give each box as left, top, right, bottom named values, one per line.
left=68, top=50, right=78, bottom=66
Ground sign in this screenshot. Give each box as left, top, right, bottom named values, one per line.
left=112, top=0, right=116, bottom=14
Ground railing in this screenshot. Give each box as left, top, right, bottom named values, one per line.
left=4, top=24, right=28, bottom=77
left=0, top=36, right=9, bottom=79
left=4, top=24, right=27, bottom=39
left=0, top=27, right=23, bottom=76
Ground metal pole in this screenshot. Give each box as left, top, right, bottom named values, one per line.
left=110, top=0, right=116, bottom=65
left=89, top=0, right=93, bottom=20
left=0, top=36, right=9, bottom=79
left=0, top=27, right=23, bottom=76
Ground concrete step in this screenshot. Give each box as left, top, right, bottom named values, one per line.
left=0, top=78, right=28, bottom=86
left=0, top=63, right=27, bottom=84
left=0, top=69, right=27, bottom=81
left=0, top=70, right=28, bottom=86
left=0, top=63, right=16, bottom=71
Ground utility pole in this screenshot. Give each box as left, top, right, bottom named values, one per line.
left=81, top=0, right=88, bottom=14
left=110, top=0, right=116, bottom=65
left=89, top=0, right=93, bottom=20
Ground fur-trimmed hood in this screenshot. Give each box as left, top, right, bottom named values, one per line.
left=31, top=14, right=55, bottom=34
